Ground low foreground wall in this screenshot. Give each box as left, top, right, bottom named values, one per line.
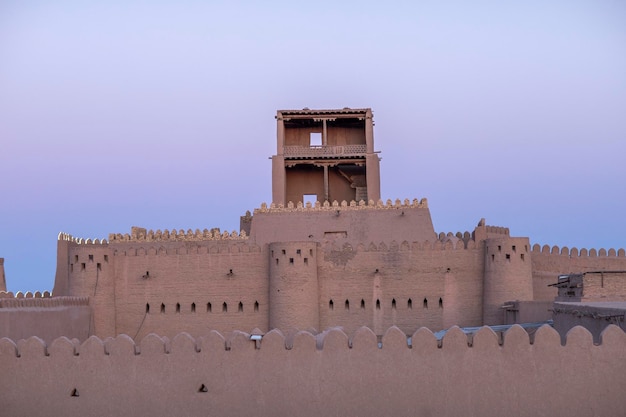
left=1, top=325, right=625, bottom=417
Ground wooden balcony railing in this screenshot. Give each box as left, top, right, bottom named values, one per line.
left=283, top=144, right=367, bottom=158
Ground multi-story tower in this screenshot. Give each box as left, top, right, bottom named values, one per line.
left=271, top=108, right=381, bottom=205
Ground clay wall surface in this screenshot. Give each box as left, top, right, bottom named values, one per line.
left=503, top=301, right=553, bottom=324
left=269, top=242, right=319, bottom=330
left=318, top=239, right=485, bottom=335
left=284, top=167, right=365, bottom=206
left=0, top=293, right=91, bottom=344
left=54, top=232, right=270, bottom=340
left=1, top=325, right=624, bottom=417
left=110, top=240, right=269, bottom=339
left=483, top=237, right=533, bottom=325
left=581, top=271, right=626, bottom=301
left=325, top=125, right=366, bottom=145
left=282, top=122, right=365, bottom=147
left=530, top=245, right=626, bottom=302
left=250, top=199, right=436, bottom=246
left=285, top=166, right=325, bottom=204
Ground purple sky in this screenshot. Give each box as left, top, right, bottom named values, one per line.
left=1, top=1, right=625, bottom=292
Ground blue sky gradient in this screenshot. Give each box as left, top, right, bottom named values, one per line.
left=1, top=1, right=625, bottom=292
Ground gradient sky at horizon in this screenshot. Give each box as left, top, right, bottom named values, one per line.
left=1, top=1, right=625, bottom=292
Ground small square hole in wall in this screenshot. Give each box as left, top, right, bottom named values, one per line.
left=310, top=132, right=322, bottom=146
left=289, top=258, right=294, bottom=264
left=88, top=254, right=93, bottom=262
left=296, top=249, right=301, bottom=255
left=303, top=194, right=317, bottom=206
left=506, top=254, right=511, bottom=260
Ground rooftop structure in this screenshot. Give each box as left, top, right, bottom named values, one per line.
left=272, top=108, right=380, bottom=206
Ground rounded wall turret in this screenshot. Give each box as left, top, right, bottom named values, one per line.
left=482, top=237, right=533, bottom=325
left=61, top=237, right=115, bottom=338
left=269, top=242, right=319, bottom=331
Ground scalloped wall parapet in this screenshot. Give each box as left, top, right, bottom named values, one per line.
left=254, top=198, right=428, bottom=214
left=57, top=232, right=108, bottom=245
left=531, top=243, right=626, bottom=258
left=0, top=291, right=51, bottom=299
left=1, top=324, right=623, bottom=356
left=107, top=228, right=248, bottom=243
left=0, top=295, right=88, bottom=309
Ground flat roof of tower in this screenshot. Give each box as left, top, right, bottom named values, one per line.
left=277, top=108, right=370, bottom=116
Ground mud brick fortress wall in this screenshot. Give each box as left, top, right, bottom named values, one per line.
left=2, top=325, right=625, bottom=417
left=2, top=108, right=625, bottom=415
left=3, top=198, right=616, bottom=343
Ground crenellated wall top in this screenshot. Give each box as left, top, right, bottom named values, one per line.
left=1, top=325, right=622, bottom=356
left=108, top=228, right=248, bottom=243
left=0, top=291, right=51, bottom=299
left=485, top=225, right=510, bottom=236
left=254, top=198, right=428, bottom=214
left=58, top=232, right=108, bottom=245
left=0, top=295, right=88, bottom=309
left=531, top=243, right=626, bottom=258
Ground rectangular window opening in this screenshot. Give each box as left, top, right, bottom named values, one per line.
left=310, top=132, right=322, bottom=146
left=97, top=263, right=101, bottom=271
left=81, top=263, right=86, bottom=271
left=289, top=258, right=294, bottom=264
left=88, top=254, right=93, bottom=262
left=304, top=258, right=308, bottom=265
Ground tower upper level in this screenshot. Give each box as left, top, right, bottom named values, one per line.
left=271, top=108, right=381, bottom=206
